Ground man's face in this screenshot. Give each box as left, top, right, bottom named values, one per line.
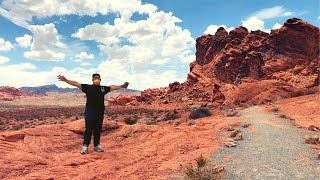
left=92, top=75, right=101, bottom=86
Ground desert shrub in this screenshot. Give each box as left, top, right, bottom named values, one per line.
left=184, top=154, right=224, bottom=180
left=162, top=111, right=180, bottom=121
left=70, top=118, right=77, bottom=122
left=38, top=121, right=45, bottom=125
left=196, top=154, right=207, bottom=168
left=111, top=114, right=118, bottom=120
left=11, top=124, right=24, bottom=130
left=301, top=89, right=316, bottom=96
left=124, top=116, right=138, bottom=125
left=187, top=120, right=196, bottom=126
left=174, top=120, right=181, bottom=126
left=189, top=108, right=212, bottom=119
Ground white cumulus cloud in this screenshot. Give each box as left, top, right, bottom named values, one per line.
left=0, top=37, right=14, bottom=51
left=204, top=25, right=234, bottom=35
left=242, top=16, right=265, bottom=31
left=0, top=56, right=10, bottom=64
left=0, top=0, right=194, bottom=90
left=0, top=0, right=157, bottom=29
left=75, top=51, right=95, bottom=59
left=73, top=10, right=195, bottom=89
left=272, top=23, right=282, bottom=30
left=15, top=34, right=32, bottom=48
left=24, top=50, right=65, bottom=61
left=72, top=23, right=120, bottom=45
left=24, top=23, right=65, bottom=61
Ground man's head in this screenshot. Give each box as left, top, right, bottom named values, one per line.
left=92, top=73, right=101, bottom=86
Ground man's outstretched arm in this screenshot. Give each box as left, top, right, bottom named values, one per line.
left=57, top=75, right=82, bottom=90
left=110, top=82, right=129, bottom=92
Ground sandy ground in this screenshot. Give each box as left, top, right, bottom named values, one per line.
left=0, top=107, right=243, bottom=180
left=0, top=93, right=319, bottom=179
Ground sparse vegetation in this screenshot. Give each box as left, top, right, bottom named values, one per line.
left=11, top=124, right=24, bottom=130
left=189, top=108, right=212, bottom=119
left=196, top=154, right=207, bottom=168
left=174, top=120, right=181, bottom=126
left=124, top=116, right=139, bottom=125
left=111, top=114, right=118, bottom=120
left=145, top=118, right=158, bottom=125
left=187, top=120, right=196, bottom=126
left=301, top=89, right=316, bottom=96
left=184, top=154, right=224, bottom=180
left=162, top=110, right=180, bottom=121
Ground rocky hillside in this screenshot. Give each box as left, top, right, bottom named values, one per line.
left=0, top=86, right=37, bottom=101
left=139, top=18, right=319, bottom=106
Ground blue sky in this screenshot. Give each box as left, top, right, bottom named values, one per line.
left=0, top=0, right=318, bottom=90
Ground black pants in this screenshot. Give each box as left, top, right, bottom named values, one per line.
left=83, top=108, right=104, bottom=146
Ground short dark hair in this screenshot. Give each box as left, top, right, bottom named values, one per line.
left=92, top=73, right=100, bottom=79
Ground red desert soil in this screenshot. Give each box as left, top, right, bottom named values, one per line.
left=267, top=92, right=320, bottom=128
left=0, top=108, right=242, bottom=180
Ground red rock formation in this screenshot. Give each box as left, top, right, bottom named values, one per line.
left=0, top=86, right=34, bottom=101
left=107, top=94, right=139, bottom=106
left=142, top=18, right=319, bottom=106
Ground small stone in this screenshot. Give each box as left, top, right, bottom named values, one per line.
left=230, top=129, right=241, bottom=137
left=226, top=126, right=234, bottom=131
left=226, top=138, right=235, bottom=142
left=233, top=133, right=243, bottom=141
left=225, top=141, right=237, bottom=147
left=242, top=123, right=251, bottom=128
left=305, top=135, right=319, bottom=144
left=308, top=125, right=320, bottom=131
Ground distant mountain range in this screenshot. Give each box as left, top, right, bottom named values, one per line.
left=19, top=84, right=141, bottom=96
left=19, top=84, right=82, bottom=94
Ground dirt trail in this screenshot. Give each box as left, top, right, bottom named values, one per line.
left=211, top=106, right=319, bottom=180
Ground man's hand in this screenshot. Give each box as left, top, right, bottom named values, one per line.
left=121, top=82, right=129, bottom=88
left=110, top=82, right=129, bottom=92
left=57, top=75, right=82, bottom=90
left=57, top=75, right=67, bottom=82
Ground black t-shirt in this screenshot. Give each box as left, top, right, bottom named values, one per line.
left=81, top=84, right=111, bottom=110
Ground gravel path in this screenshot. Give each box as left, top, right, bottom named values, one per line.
left=210, top=106, right=319, bottom=180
